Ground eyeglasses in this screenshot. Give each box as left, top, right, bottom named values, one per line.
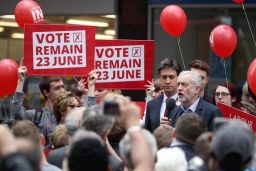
left=214, top=92, right=230, bottom=97
left=68, top=104, right=81, bottom=109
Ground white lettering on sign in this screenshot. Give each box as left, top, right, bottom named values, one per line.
left=95, top=45, right=144, bottom=82
left=33, top=30, right=86, bottom=69
left=229, top=113, right=253, bottom=128
left=31, top=8, right=44, bottom=22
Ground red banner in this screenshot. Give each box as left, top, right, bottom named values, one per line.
left=217, top=102, right=256, bottom=132
left=95, top=40, right=154, bottom=90
left=24, top=24, right=96, bottom=76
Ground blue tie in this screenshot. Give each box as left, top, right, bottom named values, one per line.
left=183, top=108, right=193, bottom=114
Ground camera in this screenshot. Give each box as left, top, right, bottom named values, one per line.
left=103, top=101, right=120, bottom=116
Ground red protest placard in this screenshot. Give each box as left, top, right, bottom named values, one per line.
left=94, top=40, right=154, bottom=90
left=217, top=102, right=256, bottom=132
left=24, top=24, right=96, bottom=76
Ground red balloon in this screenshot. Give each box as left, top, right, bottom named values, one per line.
left=160, top=5, right=187, bottom=37
left=209, top=24, right=237, bottom=59
left=232, top=0, right=245, bottom=4
left=15, top=0, right=44, bottom=30
left=247, top=59, right=256, bottom=96
left=0, top=59, right=19, bottom=98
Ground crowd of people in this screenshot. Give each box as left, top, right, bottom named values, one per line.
left=0, top=58, right=256, bottom=171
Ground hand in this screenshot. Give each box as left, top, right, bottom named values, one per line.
left=119, top=98, right=140, bottom=129
left=144, top=80, right=155, bottom=98
left=160, top=117, right=170, bottom=126
left=87, top=70, right=98, bottom=87
left=77, top=78, right=86, bottom=89
left=18, top=66, right=27, bottom=82
left=76, top=78, right=88, bottom=94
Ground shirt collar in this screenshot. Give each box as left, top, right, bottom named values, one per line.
left=163, top=93, right=178, bottom=103
left=170, top=139, right=187, bottom=147
left=181, top=97, right=200, bottom=112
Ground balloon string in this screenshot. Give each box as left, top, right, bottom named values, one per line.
left=177, top=37, right=186, bottom=70
left=222, top=59, right=229, bottom=89
left=242, top=3, right=256, bottom=48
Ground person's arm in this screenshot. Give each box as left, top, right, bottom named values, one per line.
left=144, top=80, right=155, bottom=103
left=105, top=137, right=123, bottom=162
left=10, top=66, right=36, bottom=120
left=120, top=101, right=154, bottom=171
left=86, top=70, right=98, bottom=107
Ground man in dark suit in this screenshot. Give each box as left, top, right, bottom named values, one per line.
left=169, top=71, right=223, bottom=131
left=145, top=58, right=181, bottom=132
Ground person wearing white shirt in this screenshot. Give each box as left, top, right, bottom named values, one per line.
left=144, top=58, right=181, bottom=132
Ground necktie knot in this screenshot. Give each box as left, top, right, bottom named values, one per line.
left=183, top=108, right=193, bottom=114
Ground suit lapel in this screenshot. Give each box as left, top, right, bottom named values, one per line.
left=170, top=106, right=183, bottom=127
left=155, top=95, right=164, bottom=123
left=195, top=98, right=203, bottom=116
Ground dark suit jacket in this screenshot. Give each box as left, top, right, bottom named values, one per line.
left=169, top=98, right=223, bottom=131
left=48, top=146, right=67, bottom=169
left=171, top=143, right=196, bottom=162
left=144, top=95, right=164, bottom=132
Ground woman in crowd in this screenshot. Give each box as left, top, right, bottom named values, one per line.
left=213, top=82, right=242, bottom=109
left=53, top=91, right=81, bottom=124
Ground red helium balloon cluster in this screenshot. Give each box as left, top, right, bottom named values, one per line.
left=15, top=0, right=44, bottom=30
left=209, top=24, right=237, bottom=59
left=0, top=59, right=19, bottom=98
left=160, top=5, right=187, bottom=37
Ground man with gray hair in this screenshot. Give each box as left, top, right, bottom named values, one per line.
left=81, top=106, right=123, bottom=171
left=81, top=107, right=114, bottom=141
left=168, top=71, right=223, bottom=131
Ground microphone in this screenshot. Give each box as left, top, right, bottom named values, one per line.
left=164, top=98, right=176, bottom=118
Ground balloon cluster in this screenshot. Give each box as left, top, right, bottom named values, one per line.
left=0, top=59, right=19, bottom=98
left=159, top=2, right=256, bottom=95
left=15, top=0, right=44, bottom=30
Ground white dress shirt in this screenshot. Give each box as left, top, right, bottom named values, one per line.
left=160, top=93, right=178, bottom=121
